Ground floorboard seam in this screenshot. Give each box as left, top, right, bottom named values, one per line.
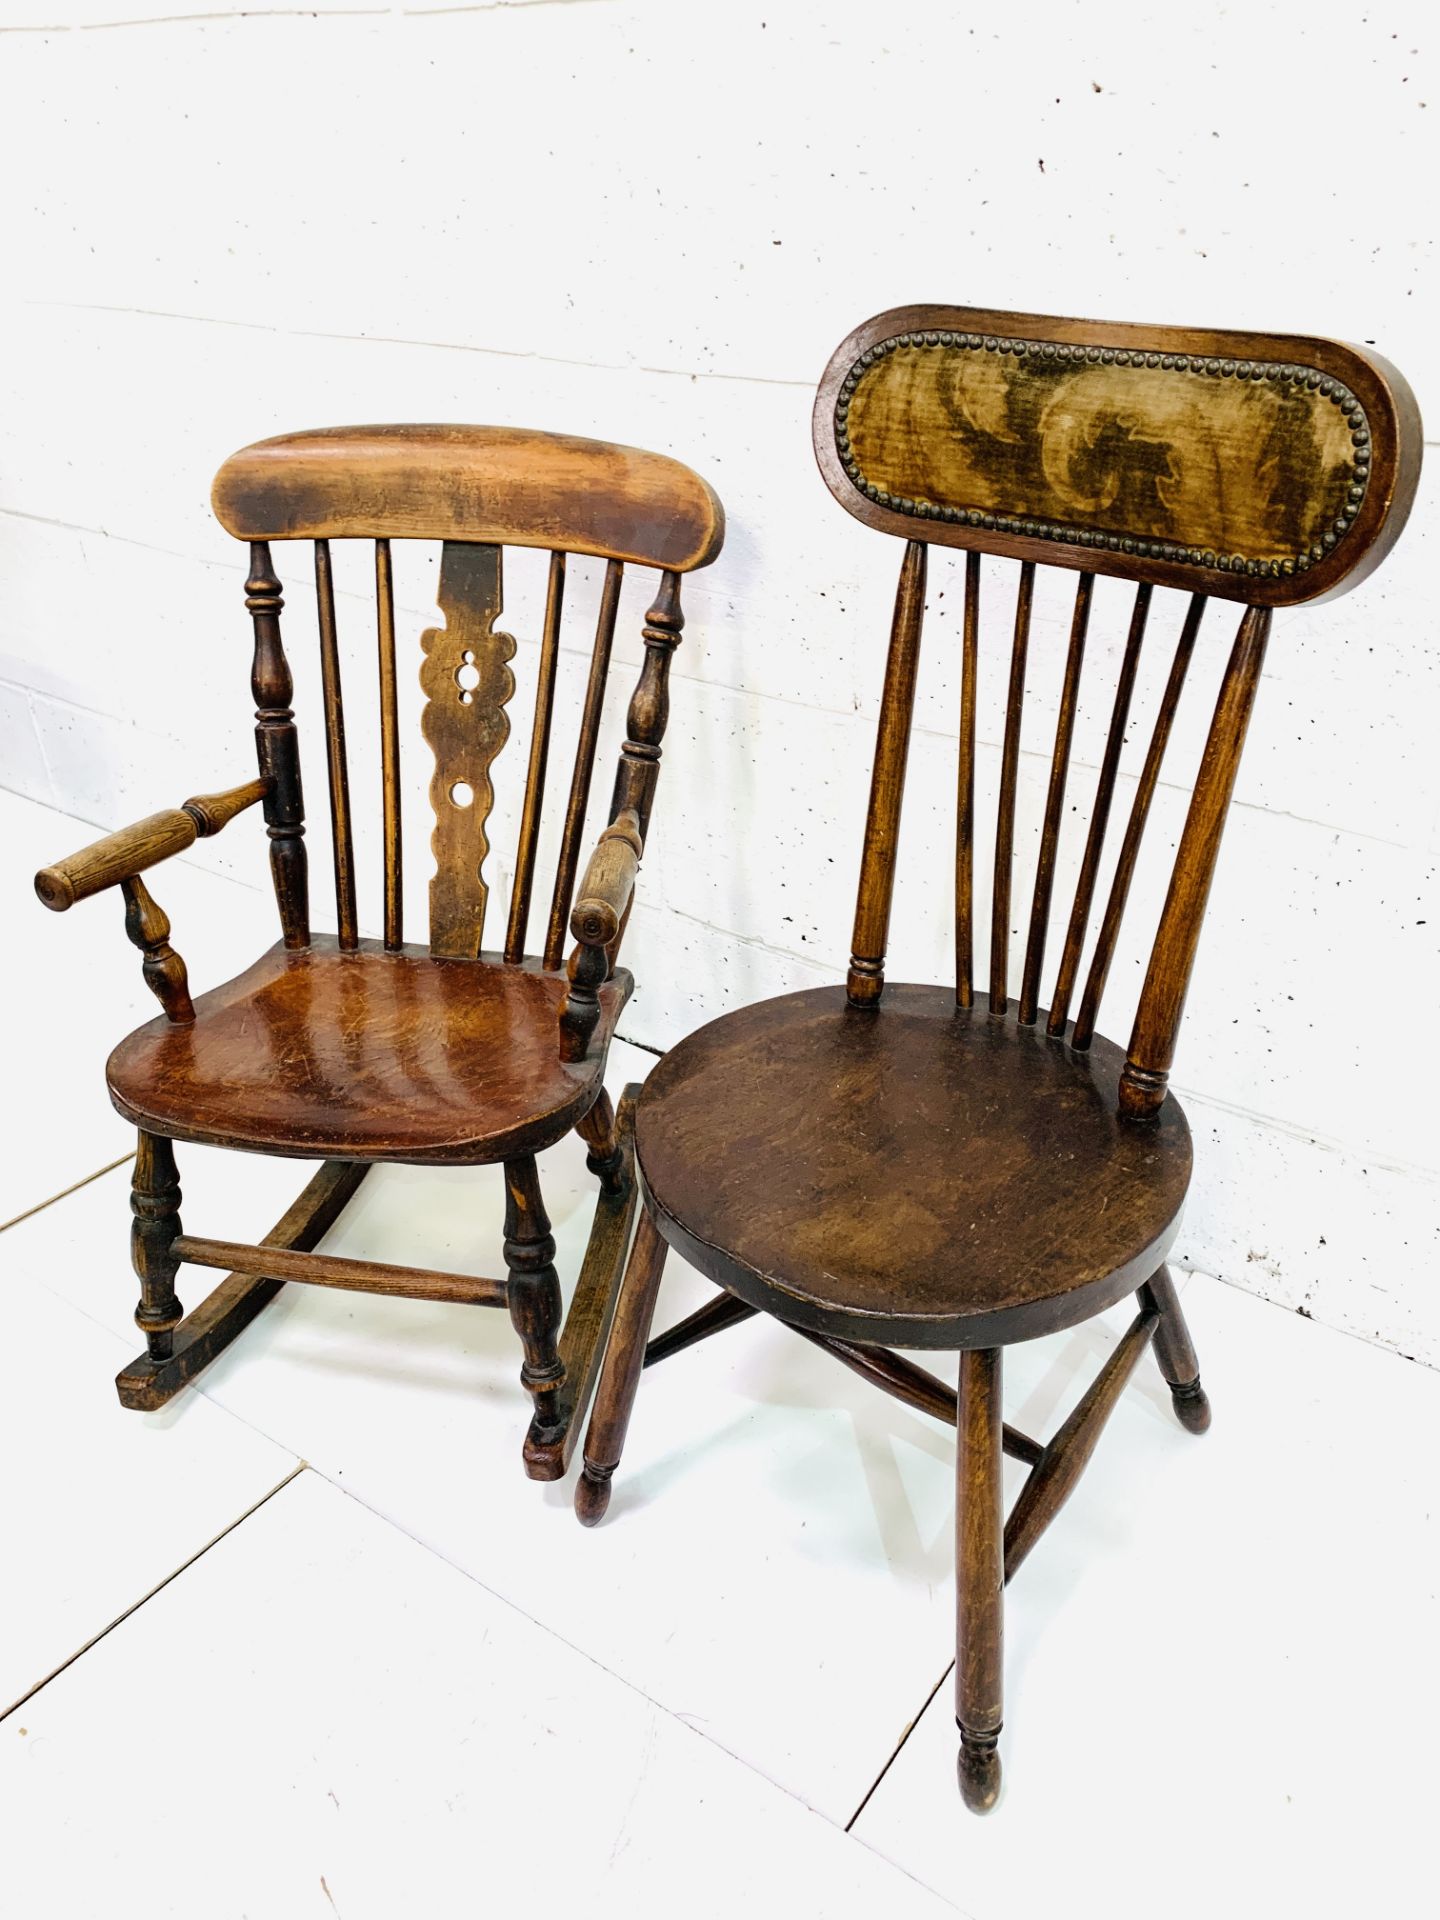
left=0, top=1461, right=305, bottom=1726
left=845, top=1660, right=953, bottom=1833
left=278, top=1460, right=920, bottom=1849
left=0, top=1153, right=134, bottom=1235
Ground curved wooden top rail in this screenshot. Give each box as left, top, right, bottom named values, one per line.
left=813, top=304, right=1421, bottom=606
left=212, top=424, right=725, bottom=573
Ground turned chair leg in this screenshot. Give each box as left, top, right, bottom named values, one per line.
left=130, top=1131, right=184, bottom=1362
left=1139, top=1266, right=1211, bottom=1434
left=503, top=1154, right=565, bottom=1443
left=575, top=1088, right=629, bottom=1199
left=575, top=1207, right=669, bottom=1526
left=956, top=1346, right=1005, bottom=1813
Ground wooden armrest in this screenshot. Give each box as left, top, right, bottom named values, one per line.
left=34, top=777, right=269, bottom=912
left=569, top=810, right=644, bottom=949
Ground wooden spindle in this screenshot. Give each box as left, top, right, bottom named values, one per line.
left=1018, top=573, right=1093, bottom=1026
left=375, top=538, right=402, bottom=951
left=1119, top=604, right=1271, bottom=1120
left=955, top=550, right=981, bottom=1008
left=1072, top=595, right=1206, bottom=1052
left=597, top=571, right=686, bottom=970
left=121, top=875, right=194, bottom=1023
left=314, top=539, right=358, bottom=950
left=131, top=1132, right=184, bottom=1363
left=246, top=542, right=309, bottom=948
left=1046, top=583, right=1151, bottom=1038
left=848, top=539, right=927, bottom=1007
left=544, top=560, right=624, bottom=971
left=506, top=551, right=566, bottom=964
left=956, top=1345, right=1005, bottom=1813
left=989, top=562, right=1034, bottom=1015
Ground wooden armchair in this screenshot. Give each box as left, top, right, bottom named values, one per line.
left=34, top=423, right=723, bottom=1479
left=573, top=307, right=1421, bottom=1806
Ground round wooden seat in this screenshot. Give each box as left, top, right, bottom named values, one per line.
left=636, top=984, right=1192, bottom=1349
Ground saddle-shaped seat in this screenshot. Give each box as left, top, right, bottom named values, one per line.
left=107, top=938, right=630, bottom=1165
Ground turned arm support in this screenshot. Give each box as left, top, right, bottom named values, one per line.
left=34, top=777, right=270, bottom=912
left=570, top=809, right=644, bottom=950
left=558, top=809, right=644, bottom=1063
left=33, top=776, right=270, bottom=1026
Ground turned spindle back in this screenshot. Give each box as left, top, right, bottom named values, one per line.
left=813, top=304, right=1421, bottom=1118
left=212, top=424, right=724, bottom=969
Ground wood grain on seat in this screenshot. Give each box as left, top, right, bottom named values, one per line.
left=636, top=985, right=1191, bottom=1349
left=107, top=938, right=630, bottom=1165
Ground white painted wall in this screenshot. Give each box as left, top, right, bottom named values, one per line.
left=2, top=2, right=1436, bottom=1360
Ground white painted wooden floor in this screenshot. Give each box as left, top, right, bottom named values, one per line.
left=4, top=791, right=1436, bottom=1920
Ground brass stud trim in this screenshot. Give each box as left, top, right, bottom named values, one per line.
left=834, top=331, right=1371, bottom=579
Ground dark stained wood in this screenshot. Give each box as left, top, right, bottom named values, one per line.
left=524, top=1083, right=642, bottom=1481
left=1073, top=594, right=1205, bottom=1051
left=576, top=1206, right=670, bottom=1526
left=956, top=1346, right=1004, bottom=1812
left=989, top=561, right=1033, bottom=1014
left=213, top=424, right=725, bottom=573
left=116, top=1162, right=371, bottom=1411
left=848, top=539, right=927, bottom=1006
left=955, top=549, right=980, bottom=1007
left=121, top=875, right=195, bottom=1024
left=789, top=1324, right=1044, bottom=1465
left=130, top=1132, right=184, bottom=1362
left=1018, top=571, right=1093, bottom=1025
left=814, top=304, right=1422, bottom=607
left=644, top=1290, right=759, bottom=1367
left=637, top=985, right=1191, bottom=1349
left=1003, top=1306, right=1158, bottom=1580
left=579, top=303, right=1420, bottom=1817
left=505, top=550, right=566, bottom=965
left=503, top=1153, right=565, bottom=1438
left=544, top=559, right=623, bottom=971
left=247, top=542, right=309, bottom=947
left=574, top=1085, right=626, bottom=1197
left=172, top=1233, right=507, bottom=1306
left=313, top=538, right=359, bottom=950
left=1120, top=605, right=1272, bottom=1119
left=603, top=571, right=686, bottom=967
left=1140, top=1265, right=1212, bottom=1433
left=1048, top=584, right=1151, bottom=1037
left=375, top=537, right=403, bottom=951
left=106, top=938, right=631, bottom=1165
left=421, top=542, right=517, bottom=960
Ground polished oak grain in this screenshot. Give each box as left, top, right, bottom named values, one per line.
left=106, top=938, right=629, bottom=1165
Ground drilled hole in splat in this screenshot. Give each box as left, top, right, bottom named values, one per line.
left=450, top=781, right=475, bottom=809
left=455, top=650, right=481, bottom=706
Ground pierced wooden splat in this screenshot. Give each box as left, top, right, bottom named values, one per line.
left=420, top=541, right=518, bottom=959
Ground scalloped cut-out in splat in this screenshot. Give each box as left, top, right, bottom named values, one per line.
left=420, top=542, right=517, bottom=957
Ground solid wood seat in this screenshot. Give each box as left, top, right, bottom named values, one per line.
left=636, top=985, right=1191, bottom=1349
left=107, top=939, right=630, bottom=1165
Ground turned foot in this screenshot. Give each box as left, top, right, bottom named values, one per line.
left=957, top=1728, right=1002, bottom=1813
left=574, top=1463, right=614, bottom=1527
left=1140, top=1268, right=1211, bottom=1438
left=575, top=1209, right=669, bottom=1527
left=1170, top=1377, right=1212, bottom=1434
